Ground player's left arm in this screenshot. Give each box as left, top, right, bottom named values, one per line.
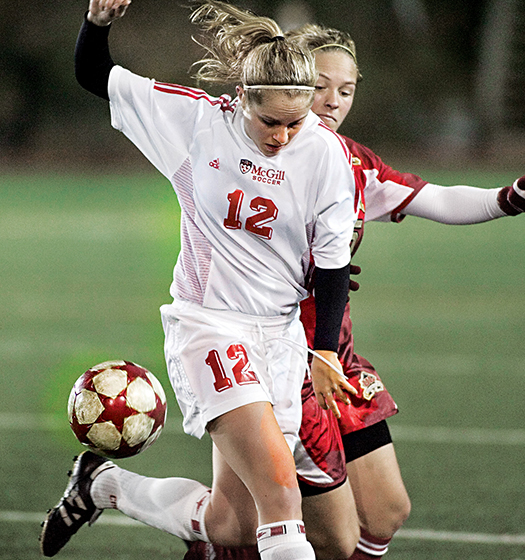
left=311, top=264, right=357, bottom=418
left=403, top=175, right=525, bottom=224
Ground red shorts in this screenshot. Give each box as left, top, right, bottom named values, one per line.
left=298, top=297, right=398, bottom=494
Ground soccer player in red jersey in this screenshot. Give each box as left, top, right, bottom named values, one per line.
left=185, top=22, right=525, bottom=560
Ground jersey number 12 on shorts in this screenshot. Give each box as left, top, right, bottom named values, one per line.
left=205, top=344, right=260, bottom=393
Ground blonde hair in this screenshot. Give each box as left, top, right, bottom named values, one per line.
left=190, top=1, right=316, bottom=103
left=286, top=23, right=362, bottom=82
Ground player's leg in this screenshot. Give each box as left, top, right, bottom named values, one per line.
left=203, top=443, right=258, bottom=545
left=301, top=480, right=360, bottom=560
left=184, top=479, right=361, bottom=560
left=332, top=338, right=409, bottom=559
left=90, top=401, right=307, bottom=546
left=207, top=401, right=315, bottom=559
left=294, top=376, right=360, bottom=559
left=39, top=450, right=214, bottom=549
left=40, top=404, right=310, bottom=558
left=343, top=423, right=411, bottom=559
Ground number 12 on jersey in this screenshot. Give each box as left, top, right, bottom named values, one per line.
left=224, top=189, right=278, bottom=240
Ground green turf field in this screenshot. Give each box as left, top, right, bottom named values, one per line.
left=1, top=170, right=523, bottom=559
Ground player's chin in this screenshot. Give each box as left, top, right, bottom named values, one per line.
left=264, top=144, right=284, bottom=156
left=319, top=115, right=339, bottom=131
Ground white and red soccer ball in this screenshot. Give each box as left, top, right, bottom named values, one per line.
left=68, top=360, right=167, bottom=459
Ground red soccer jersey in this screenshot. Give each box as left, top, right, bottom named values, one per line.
left=345, top=136, right=428, bottom=256
left=298, top=137, right=428, bottom=489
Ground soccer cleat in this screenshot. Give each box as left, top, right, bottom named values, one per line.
left=39, top=451, right=116, bottom=557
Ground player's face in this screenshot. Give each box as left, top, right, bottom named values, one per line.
left=239, top=90, right=312, bottom=157
left=311, top=50, right=358, bottom=132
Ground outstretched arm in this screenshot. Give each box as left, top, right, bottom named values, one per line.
left=403, top=176, right=525, bottom=224
left=75, top=0, right=131, bottom=99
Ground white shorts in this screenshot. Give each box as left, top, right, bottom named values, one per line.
left=160, top=299, right=308, bottom=453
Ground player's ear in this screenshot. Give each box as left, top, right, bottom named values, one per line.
left=236, top=85, right=245, bottom=104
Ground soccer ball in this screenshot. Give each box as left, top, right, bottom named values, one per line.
left=68, top=360, right=167, bottom=459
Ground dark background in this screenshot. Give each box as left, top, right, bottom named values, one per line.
left=1, top=0, right=524, bottom=171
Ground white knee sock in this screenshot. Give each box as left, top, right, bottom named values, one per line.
left=90, top=466, right=211, bottom=541
left=257, top=520, right=315, bottom=560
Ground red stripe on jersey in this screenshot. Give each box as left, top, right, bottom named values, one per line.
left=153, top=82, right=235, bottom=112
left=155, top=82, right=207, bottom=96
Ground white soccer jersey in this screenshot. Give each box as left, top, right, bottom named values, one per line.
left=109, top=66, right=356, bottom=316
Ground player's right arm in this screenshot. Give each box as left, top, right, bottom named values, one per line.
left=75, top=0, right=130, bottom=99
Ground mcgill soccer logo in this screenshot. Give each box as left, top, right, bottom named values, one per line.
left=240, top=159, right=252, bottom=174
left=239, top=159, right=286, bottom=185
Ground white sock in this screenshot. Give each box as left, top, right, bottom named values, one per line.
left=90, top=466, right=211, bottom=541
left=257, top=520, right=315, bottom=560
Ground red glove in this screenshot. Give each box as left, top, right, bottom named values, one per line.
left=497, top=176, right=525, bottom=215
left=350, top=264, right=361, bottom=292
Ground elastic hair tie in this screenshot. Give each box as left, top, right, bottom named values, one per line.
left=269, top=35, right=285, bottom=42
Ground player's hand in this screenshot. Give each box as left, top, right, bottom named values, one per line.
left=311, top=350, right=357, bottom=418
left=498, top=175, right=525, bottom=215
left=87, top=0, right=131, bottom=26
left=514, top=176, right=525, bottom=207
left=349, top=264, right=361, bottom=292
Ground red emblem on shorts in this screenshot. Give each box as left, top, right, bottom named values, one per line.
left=240, top=159, right=252, bottom=174
left=358, top=371, right=384, bottom=401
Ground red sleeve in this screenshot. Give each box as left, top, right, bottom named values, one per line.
left=342, top=137, right=428, bottom=223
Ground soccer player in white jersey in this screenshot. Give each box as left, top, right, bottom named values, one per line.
left=39, top=3, right=359, bottom=560
left=184, top=23, right=525, bottom=560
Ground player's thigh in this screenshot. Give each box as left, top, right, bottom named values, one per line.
left=346, top=443, right=411, bottom=537
left=208, top=401, right=302, bottom=522
left=302, top=480, right=360, bottom=560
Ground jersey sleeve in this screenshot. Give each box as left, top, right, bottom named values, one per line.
left=311, top=132, right=356, bottom=269
left=347, top=140, right=428, bottom=223
left=108, top=65, right=200, bottom=179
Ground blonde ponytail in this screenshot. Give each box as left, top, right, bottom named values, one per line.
left=190, top=1, right=316, bottom=92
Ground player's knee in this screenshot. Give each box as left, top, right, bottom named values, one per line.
left=394, top=493, right=411, bottom=531
left=205, top=500, right=258, bottom=546
left=312, top=535, right=359, bottom=560
left=308, top=522, right=359, bottom=560
left=367, top=494, right=411, bottom=538
left=255, top=484, right=303, bottom=522
left=206, top=512, right=258, bottom=546
left=388, top=492, right=411, bottom=535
